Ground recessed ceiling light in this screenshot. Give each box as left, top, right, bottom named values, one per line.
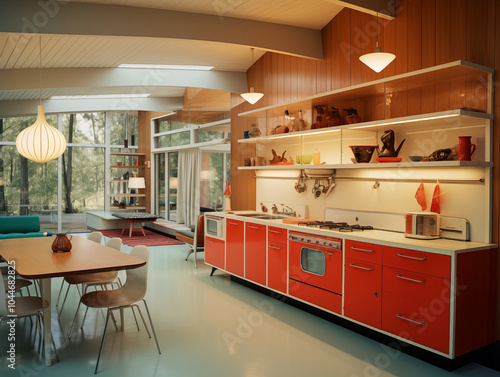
left=51, top=94, right=151, bottom=99
left=118, top=64, right=214, bottom=70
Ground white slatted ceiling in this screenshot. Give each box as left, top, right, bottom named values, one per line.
left=0, top=33, right=268, bottom=70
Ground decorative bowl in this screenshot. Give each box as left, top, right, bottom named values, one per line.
left=349, top=145, right=377, bottom=163
left=296, top=155, right=312, bottom=164
left=408, top=155, right=424, bottom=162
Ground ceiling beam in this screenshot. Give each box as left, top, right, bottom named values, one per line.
left=0, top=97, right=184, bottom=118
left=0, top=0, right=324, bottom=60
left=0, top=67, right=249, bottom=94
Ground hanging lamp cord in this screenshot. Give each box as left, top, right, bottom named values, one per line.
left=39, top=35, right=42, bottom=106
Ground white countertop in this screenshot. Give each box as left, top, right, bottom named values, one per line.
left=208, top=211, right=497, bottom=256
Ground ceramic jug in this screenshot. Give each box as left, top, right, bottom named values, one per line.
left=458, top=136, right=476, bottom=161
left=52, top=233, right=72, bottom=252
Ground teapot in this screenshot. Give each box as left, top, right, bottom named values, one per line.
left=377, top=130, right=406, bottom=157
left=52, top=233, right=72, bottom=252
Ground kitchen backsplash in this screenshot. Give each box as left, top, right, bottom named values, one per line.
left=255, top=166, right=488, bottom=243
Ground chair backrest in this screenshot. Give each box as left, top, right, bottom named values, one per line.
left=88, top=231, right=103, bottom=244
left=121, top=245, right=149, bottom=302
left=194, top=215, right=204, bottom=247
left=106, top=237, right=122, bottom=251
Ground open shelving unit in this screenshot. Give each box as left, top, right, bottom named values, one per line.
left=237, top=61, right=493, bottom=171
left=109, top=152, right=146, bottom=211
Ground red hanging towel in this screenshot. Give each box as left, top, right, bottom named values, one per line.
left=430, top=183, right=441, bottom=213
left=415, top=178, right=427, bottom=211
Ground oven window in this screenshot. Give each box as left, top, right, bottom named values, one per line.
left=300, top=247, right=326, bottom=276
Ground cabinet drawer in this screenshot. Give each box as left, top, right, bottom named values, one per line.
left=383, top=247, right=451, bottom=279
left=382, top=291, right=450, bottom=354
left=204, top=236, right=225, bottom=270
left=289, top=279, right=341, bottom=314
left=345, top=240, right=383, bottom=264
left=268, top=226, right=287, bottom=244
left=383, top=266, right=451, bottom=303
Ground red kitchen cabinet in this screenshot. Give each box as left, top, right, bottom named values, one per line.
left=204, top=236, right=225, bottom=270
left=267, top=227, right=287, bottom=293
left=226, top=219, right=244, bottom=276
left=245, top=222, right=267, bottom=285
left=344, top=257, right=382, bottom=329
left=381, top=248, right=451, bottom=354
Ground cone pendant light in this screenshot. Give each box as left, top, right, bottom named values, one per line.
left=16, top=36, right=66, bottom=163
left=359, top=10, right=395, bottom=73
left=241, top=48, right=264, bottom=105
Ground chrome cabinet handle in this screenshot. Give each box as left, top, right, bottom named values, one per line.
left=349, top=263, right=374, bottom=271
left=248, top=225, right=261, bottom=229
left=324, top=250, right=334, bottom=256
left=207, top=240, right=214, bottom=244
left=268, top=245, right=282, bottom=250
left=396, top=313, right=426, bottom=325
left=228, top=221, right=240, bottom=226
left=269, top=230, right=283, bottom=234
left=351, top=246, right=375, bottom=253
left=397, top=274, right=426, bottom=284
left=397, top=253, right=427, bottom=261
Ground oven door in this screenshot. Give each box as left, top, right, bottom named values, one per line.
left=289, top=239, right=342, bottom=294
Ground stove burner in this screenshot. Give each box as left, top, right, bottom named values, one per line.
left=297, top=221, right=373, bottom=232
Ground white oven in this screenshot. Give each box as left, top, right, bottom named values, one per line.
left=205, top=215, right=225, bottom=240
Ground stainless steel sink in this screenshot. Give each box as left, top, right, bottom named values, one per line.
left=235, top=213, right=287, bottom=220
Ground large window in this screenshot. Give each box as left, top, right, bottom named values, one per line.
left=0, top=111, right=137, bottom=232
left=152, top=110, right=230, bottom=222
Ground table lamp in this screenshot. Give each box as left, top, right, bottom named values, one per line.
left=129, top=177, right=145, bottom=206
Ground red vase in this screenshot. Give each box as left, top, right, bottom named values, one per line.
left=458, top=136, right=476, bottom=161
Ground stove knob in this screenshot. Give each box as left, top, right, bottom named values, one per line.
left=316, top=240, right=319, bottom=244
left=301, top=238, right=304, bottom=241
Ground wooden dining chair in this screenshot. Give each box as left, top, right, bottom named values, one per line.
left=56, top=231, right=103, bottom=309
left=57, top=237, right=123, bottom=319
left=0, top=268, right=58, bottom=361
left=68, top=245, right=161, bottom=373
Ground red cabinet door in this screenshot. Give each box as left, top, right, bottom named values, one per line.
left=268, top=241, right=287, bottom=293
left=204, top=236, right=225, bottom=269
left=245, top=222, right=267, bottom=285
left=226, top=219, right=244, bottom=276
left=344, top=257, right=382, bottom=329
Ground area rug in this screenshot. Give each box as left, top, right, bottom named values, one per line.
left=99, top=229, right=184, bottom=247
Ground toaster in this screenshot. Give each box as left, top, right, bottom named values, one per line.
left=405, top=212, right=440, bottom=239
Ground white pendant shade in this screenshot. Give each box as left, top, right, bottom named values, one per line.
left=359, top=46, right=396, bottom=73
left=16, top=106, right=67, bottom=163
left=241, top=87, right=264, bottom=105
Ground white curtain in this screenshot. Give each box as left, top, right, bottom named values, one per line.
left=177, top=149, right=200, bottom=227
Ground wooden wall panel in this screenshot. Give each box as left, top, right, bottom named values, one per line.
left=450, top=0, right=467, bottom=61
left=339, top=9, right=351, bottom=89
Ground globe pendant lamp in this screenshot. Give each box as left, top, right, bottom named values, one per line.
left=16, top=36, right=66, bottom=163
left=359, top=11, right=395, bottom=73
left=241, top=48, right=264, bottom=105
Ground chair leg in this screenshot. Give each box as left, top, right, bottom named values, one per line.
left=185, top=246, right=194, bottom=261
left=58, top=284, right=72, bottom=318
left=133, top=304, right=151, bottom=338
left=94, top=309, right=112, bottom=374
left=194, top=246, right=198, bottom=269
left=68, top=300, right=83, bottom=339
left=131, top=306, right=140, bottom=331
left=142, top=300, right=161, bottom=355
left=56, top=279, right=65, bottom=306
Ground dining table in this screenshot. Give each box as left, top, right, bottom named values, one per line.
left=0, top=235, right=146, bottom=366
